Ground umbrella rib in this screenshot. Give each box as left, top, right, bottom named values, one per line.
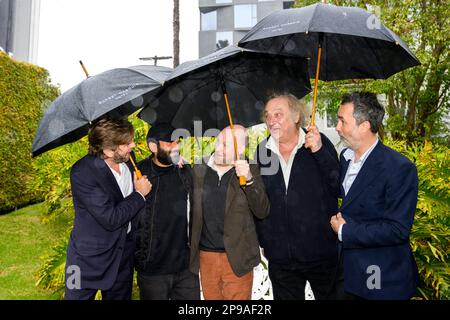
left=307, top=3, right=320, bottom=32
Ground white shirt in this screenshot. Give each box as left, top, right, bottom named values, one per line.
left=266, top=128, right=305, bottom=191
left=338, top=139, right=379, bottom=241
left=107, top=162, right=133, bottom=234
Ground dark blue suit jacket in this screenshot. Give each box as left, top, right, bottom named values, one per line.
left=339, top=141, right=419, bottom=299
left=65, top=154, right=145, bottom=290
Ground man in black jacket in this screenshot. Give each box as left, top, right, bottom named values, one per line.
left=254, top=94, right=340, bottom=300
left=134, top=123, right=200, bottom=300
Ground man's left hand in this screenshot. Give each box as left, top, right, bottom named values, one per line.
left=305, top=125, right=322, bottom=153
left=330, top=212, right=346, bottom=234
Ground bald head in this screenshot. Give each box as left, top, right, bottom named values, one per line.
left=214, top=125, right=248, bottom=166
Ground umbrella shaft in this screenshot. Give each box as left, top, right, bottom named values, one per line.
left=223, top=92, right=246, bottom=186
left=79, top=60, right=90, bottom=78
left=311, top=46, right=322, bottom=127
left=129, top=156, right=142, bottom=179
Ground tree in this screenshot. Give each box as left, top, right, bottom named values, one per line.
left=294, top=0, right=449, bottom=144
left=173, top=0, right=180, bottom=68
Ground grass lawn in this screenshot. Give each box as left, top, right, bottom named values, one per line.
left=0, top=203, right=71, bottom=300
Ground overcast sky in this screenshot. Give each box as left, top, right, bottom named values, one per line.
left=37, top=0, right=199, bottom=91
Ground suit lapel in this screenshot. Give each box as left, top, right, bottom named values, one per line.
left=93, top=156, right=124, bottom=201
left=340, top=142, right=384, bottom=210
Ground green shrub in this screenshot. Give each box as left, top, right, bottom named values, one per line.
left=385, top=140, right=450, bottom=299
left=0, top=52, right=59, bottom=212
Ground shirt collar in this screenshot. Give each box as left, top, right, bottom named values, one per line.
left=343, top=138, right=379, bottom=164
left=106, top=161, right=127, bottom=177
left=207, top=155, right=233, bottom=175
left=266, top=128, right=306, bottom=155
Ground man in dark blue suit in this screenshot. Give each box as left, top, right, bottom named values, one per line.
left=331, top=92, right=419, bottom=300
left=64, top=118, right=152, bottom=300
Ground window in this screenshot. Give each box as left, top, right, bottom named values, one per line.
left=216, top=32, right=233, bottom=50
left=201, top=10, right=217, bottom=31
left=234, top=4, right=257, bottom=29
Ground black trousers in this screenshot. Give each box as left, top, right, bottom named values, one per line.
left=64, top=235, right=135, bottom=300
left=137, top=269, right=200, bottom=300
left=268, top=257, right=338, bottom=300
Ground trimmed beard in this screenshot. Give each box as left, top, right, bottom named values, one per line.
left=112, top=150, right=130, bottom=163
left=156, top=142, right=180, bottom=165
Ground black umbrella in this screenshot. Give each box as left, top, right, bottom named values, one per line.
left=238, top=2, right=421, bottom=125
left=139, top=45, right=311, bottom=132
left=32, top=65, right=172, bottom=158
left=139, top=45, right=311, bottom=185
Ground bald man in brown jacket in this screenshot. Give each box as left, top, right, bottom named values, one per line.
left=189, top=125, right=270, bottom=300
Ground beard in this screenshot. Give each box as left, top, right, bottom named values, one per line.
left=156, top=143, right=180, bottom=165
left=112, top=150, right=130, bottom=163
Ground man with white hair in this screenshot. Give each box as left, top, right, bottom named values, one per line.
left=254, top=94, right=340, bottom=300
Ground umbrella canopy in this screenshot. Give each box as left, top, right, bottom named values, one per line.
left=238, top=3, right=421, bottom=81
left=32, top=65, right=172, bottom=157
left=139, top=45, right=311, bottom=134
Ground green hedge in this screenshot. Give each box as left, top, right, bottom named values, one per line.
left=0, top=52, right=59, bottom=213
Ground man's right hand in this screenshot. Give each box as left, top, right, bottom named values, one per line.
left=134, top=172, right=152, bottom=197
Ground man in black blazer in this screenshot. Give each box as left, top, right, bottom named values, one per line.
left=64, top=117, right=152, bottom=300
left=331, top=92, right=419, bottom=299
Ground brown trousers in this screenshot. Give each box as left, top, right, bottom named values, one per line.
left=199, top=251, right=253, bottom=300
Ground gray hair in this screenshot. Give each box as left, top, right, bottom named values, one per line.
left=341, top=92, right=385, bottom=133
left=263, top=93, right=308, bottom=129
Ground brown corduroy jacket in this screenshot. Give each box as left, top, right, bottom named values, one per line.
left=189, top=159, right=270, bottom=277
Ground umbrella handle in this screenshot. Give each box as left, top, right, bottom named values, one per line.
left=223, top=92, right=247, bottom=186
left=129, top=156, right=143, bottom=179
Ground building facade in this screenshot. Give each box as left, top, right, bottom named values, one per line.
left=199, top=0, right=294, bottom=57
left=0, top=0, right=41, bottom=63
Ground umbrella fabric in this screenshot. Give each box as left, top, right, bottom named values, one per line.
left=238, top=3, right=420, bottom=80
left=32, top=65, right=172, bottom=157
left=139, top=45, right=311, bottom=135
